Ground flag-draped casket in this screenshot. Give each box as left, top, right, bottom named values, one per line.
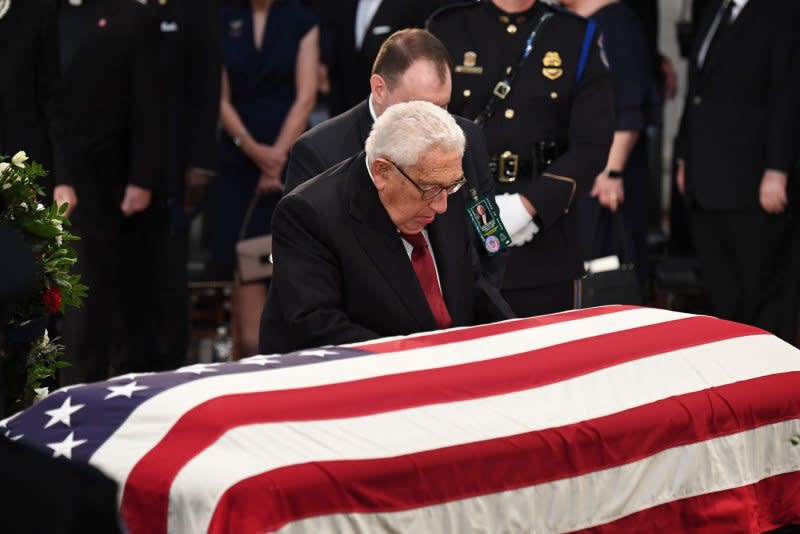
left=4, top=306, right=800, bottom=533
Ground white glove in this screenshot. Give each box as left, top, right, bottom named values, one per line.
left=494, top=193, right=532, bottom=236
left=510, top=220, right=539, bottom=246
left=494, top=193, right=539, bottom=246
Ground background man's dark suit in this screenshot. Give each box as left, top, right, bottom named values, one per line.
left=284, top=98, right=504, bottom=286
left=148, top=0, right=221, bottom=370
left=0, top=0, right=66, bottom=190
left=261, top=152, right=511, bottom=354
left=58, top=0, right=164, bottom=383
left=312, top=0, right=449, bottom=116
left=677, top=0, right=798, bottom=330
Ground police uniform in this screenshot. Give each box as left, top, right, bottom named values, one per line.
left=428, top=0, right=614, bottom=316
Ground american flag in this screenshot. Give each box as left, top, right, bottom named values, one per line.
left=3, top=305, right=800, bottom=533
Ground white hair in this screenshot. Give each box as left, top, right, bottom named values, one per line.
left=365, top=100, right=465, bottom=168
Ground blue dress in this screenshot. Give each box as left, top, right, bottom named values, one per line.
left=577, top=2, right=656, bottom=283
left=211, top=0, right=316, bottom=277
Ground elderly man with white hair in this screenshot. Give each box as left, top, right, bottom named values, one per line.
left=259, top=100, right=513, bottom=354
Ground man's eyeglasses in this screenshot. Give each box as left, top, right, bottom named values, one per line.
left=387, top=160, right=466, bottom=201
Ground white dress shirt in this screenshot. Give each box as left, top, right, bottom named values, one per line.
left=355, top=0, right=382, bottom=50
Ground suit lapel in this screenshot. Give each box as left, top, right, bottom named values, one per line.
left=362, top=1, right=395, bottom=55
left=689, top=0, right=720, bottom=73
left=347, top=154, right=437, bottom=330
left=340, top=0, right=359, bottom=53
left=701, top=1, right=753, bottom=79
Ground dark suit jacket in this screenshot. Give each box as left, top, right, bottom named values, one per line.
left=314, top=0, right=449, bottom=116
left=0, top=437, right=122, bottom=534
left=284, top=98, right=506, bottom=286
left=676, top=0, right=798, bottom=210
left=0, top=0, right=66, bottom=186
left=58, top=0, right=163, bottom=232
left=149, top=0, right=220, bottom=195
left=260, top=152, right=512, bottom=354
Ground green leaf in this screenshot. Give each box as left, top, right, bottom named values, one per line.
left=21, top=219, right=60, bottom=238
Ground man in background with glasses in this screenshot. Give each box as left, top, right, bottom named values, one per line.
left=259, top=101, right=513, bottom=354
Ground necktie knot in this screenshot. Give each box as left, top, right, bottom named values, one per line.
left=400, top=232, right=427, bottom=251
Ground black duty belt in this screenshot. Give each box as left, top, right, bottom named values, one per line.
left=489, top=151, right=532, bottom=183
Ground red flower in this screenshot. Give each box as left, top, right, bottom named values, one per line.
left=43, top=286, right=62, bottom=314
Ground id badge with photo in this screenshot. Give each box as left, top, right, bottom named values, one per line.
left=467, top=190, right=511, bottom=256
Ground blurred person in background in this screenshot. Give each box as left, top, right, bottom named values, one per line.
left=58, top=0, right=165, bottom=384
left=563, top=0, right=656, bottom=285
left=675, top=0, right=798, bottom=334
left=214, top=0, right=318, bottom=357
left=0, top=0, right=70, bottom=205
left=147, top=0, right=221, bottom=370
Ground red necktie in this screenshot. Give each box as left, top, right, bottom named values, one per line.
left=400, top=232, right=452, bottom=330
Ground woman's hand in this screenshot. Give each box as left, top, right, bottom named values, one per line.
left=245, top=141, right=286, bottom=177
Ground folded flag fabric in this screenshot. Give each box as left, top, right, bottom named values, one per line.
left=3, top=305, right=800, bottom=533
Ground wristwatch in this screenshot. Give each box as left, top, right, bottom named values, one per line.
left=605, top=169, right=623, bottom=178
left=232, top=129, right=250, bottom=149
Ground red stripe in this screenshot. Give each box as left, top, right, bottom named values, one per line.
left=120, top=316, right=764, bottom=533
left=569, top=471, right=800, bottom=533
left=206, top=373, right=800, bottom=533
left=356, top=305, right=641, bottom=353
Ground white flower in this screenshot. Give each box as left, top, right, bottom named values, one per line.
left=2, top=183, right=10, bottom=190
left=0, top=162, right=9, bottom=174
left=33, top=387, right=50, bottom=403
left=55, top=235, right=62, bottom=246
left=42, top=329, right=50, bottom=345
left=36, top=203, right=45, bottom=211
left=11, top=151, right=28, bottom=168
left=51, top=219, right=63, bottom=232
left=19, top=202, right=27, bottom=210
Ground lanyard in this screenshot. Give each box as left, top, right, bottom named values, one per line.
left=475, top=11, right=554, bottom=127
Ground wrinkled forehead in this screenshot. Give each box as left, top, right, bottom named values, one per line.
left=409, top=147, right=463, bottom=185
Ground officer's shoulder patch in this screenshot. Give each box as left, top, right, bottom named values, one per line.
left=427, top=0, right=479, bottom=25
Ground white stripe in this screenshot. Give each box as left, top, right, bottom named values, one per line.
left=268, top=419, right=800, bottom=534
left=97, top=308, right=692, bottom=489
left=93, top=308, right=690, bottom=486
left=168, top=335, right=800, bottom=533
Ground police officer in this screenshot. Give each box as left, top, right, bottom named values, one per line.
left=428, top=0, right=614, bottom=317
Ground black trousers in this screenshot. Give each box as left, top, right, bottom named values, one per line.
left=61, top=202, right=169, bottom=385
left=690, top=208, right=793, bottom=334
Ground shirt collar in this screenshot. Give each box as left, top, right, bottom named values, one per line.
left=368, top=94, right=379, bottom=122
left=365, top=154, right=376, bottom=185
left=731, top=0, right=748, bottom=18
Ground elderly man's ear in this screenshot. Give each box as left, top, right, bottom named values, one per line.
left=371, top=159, right=391, bottom=191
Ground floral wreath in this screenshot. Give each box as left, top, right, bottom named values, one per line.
left=1, top=151, right=87, bottom=409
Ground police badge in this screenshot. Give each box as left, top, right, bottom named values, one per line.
left=542, top=51, right=563, bottom=81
